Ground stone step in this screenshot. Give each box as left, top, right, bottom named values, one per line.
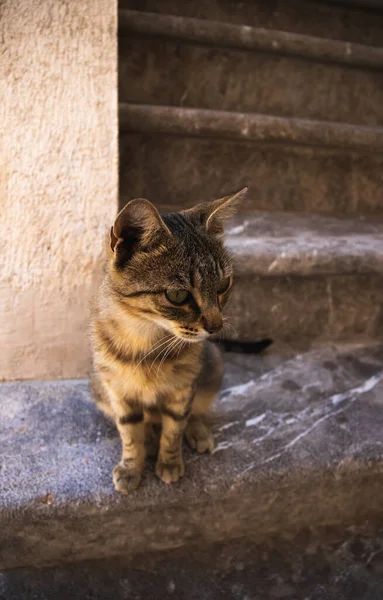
left=328, top=0, right=383, bottom=9
left=119, top=104, right=383, bottom=152
left=119, top=1, right=383, bottom=47
left=119, top=9, right=383, bottom=70
left=119, top=11, right=383, bottom=126
left=220, top=211, right=383, bottom=345
left=119, top=105, right=383, bottom=216
left=1, top=343, right=383, bottom=570
left=226, top=210, right=383, bottom=277
left=3, top=527, right=383, bottom=599
left=119, top=38, right=383, bottom=128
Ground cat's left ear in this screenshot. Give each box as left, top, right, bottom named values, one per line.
left=184, top=187, right=247, bottom=236
left=110, top=198, right=171, bottom=254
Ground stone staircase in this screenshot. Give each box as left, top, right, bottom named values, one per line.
left=118, top=3, right=383, bottom=347
left=2, top=2, right=383, bottom=597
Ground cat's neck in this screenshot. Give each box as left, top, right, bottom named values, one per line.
left=106, top=295, right=171, bottom=356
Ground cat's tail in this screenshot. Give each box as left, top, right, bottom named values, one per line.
left=215, top=338, right=273, bottom=354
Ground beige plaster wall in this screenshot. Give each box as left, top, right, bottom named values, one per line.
left=0, top=0, right=118, bottom=380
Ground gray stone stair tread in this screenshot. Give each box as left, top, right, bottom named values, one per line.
left=1, top=343, right=383, bottom=568
left=225, top=210, right=383, bottom=276
left=119, top=104, right=383, bottom=153
left=3, top=528, right=383, bottom=600
left=119, top=35, right=383, bottom=128
left=119, top=134, right=383, bottom=217
left=119, top=0, right=383, bottom=48
left=118, top=9, right=383, bottom=69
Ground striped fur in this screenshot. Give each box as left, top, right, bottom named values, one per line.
left=90, top=189, right=247, bottom=493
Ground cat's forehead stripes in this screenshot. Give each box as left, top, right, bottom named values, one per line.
left=159, top=214, right=227, bottom=289
left=193, top=264, right=219, bottom=290
left=163, top=213, right=220, bottom=260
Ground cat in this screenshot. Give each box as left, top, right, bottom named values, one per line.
left=91, top=187, right=248, bottom=494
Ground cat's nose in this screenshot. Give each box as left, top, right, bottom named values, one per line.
left=201, top=315, right=223, bottom=334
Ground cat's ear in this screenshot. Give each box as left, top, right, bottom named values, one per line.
left=205, top=187, right=248, bottom=235
left=184, top=187, right=247, bottom=236
left=110, top=198, right=171, bottom=258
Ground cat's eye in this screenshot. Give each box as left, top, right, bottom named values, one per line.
left=217, top=277, right=232, bottom=295
left=165, top=290, right=190, bottom=305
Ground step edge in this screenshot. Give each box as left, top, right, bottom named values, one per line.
left=228, top=236, right=383, bottom=277
left=2, top=350, right=383, bottom=569
left=119, top=103, right=383, bottom=153
left=2, top=460, right=383, bottom=570
left=118, top=9, right=383, bottom=70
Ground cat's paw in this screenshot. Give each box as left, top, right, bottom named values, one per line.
left=156, top=459, right=185, bottom=484
left=185, top=420, right=214, bottom=454
left=113, top=463, right=142, bottom=494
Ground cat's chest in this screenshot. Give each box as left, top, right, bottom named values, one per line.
left=113, top=346, right=201, bottom=403
left=122, top=361, right=173, bottom=401
left=114, top=358, right=195, bottom=404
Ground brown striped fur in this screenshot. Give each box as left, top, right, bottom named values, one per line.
left=90, top=188, right=247, bottom=493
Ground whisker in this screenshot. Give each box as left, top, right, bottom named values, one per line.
left=133, top=334, right=174, bottom=373
left=170, top=338, right=185, bottom=367
left=176, top=339, right=186, bottom=358
left=224, top=325, right=238, bottom=338
left=156, top=336, right=180, bottom=375
left=141, top=334, right=174, bottom=361
left=222, top=318, right=239, bottom=338
left=164, top=336, right=184, bottom=363
left=151, top=335, right=178, bottom=374
left=149, top=335, right=177, bottom=374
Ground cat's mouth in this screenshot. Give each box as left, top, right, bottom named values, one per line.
left=177, top=328, right=208, bottom=342
left=150, top=317, right=208, bottom=342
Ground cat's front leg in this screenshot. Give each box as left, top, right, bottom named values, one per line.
left=156, top=391, right=193, bottom=484
left=113, top=401, right=145, bottom=494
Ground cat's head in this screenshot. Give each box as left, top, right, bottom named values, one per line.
left=108, top=188, right=247, bottom=342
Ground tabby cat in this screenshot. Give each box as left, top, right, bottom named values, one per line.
left=90, top=188, right=246, bottom=494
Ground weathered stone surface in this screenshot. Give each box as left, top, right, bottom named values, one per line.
left=119, top=104, right=383, bottom=153
left=119, top=134, right=383, bottom=215
left=226, top=211, right=383, bottom=276
left=119, top=9, right=383, bottom=70
left=119, top=0, right=383, bottom=47
left=3, top=526, right=383, bottom=599
left=119, top=37, right=383, bottom=126
left=0, top=0, right=118, bottom=381
left=221, top=212, right=383, bottom=344
left=1, top=344, right=383, bottom=569
left=227, top=273, right=383, bottom=345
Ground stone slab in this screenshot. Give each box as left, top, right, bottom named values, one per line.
left=3, top=525, right=383, bottom=599
left=226, top=273, right=383, bottom=345
left=226, top=211, right=383, bottom=276
left=119, top=9, right=383, bottom=70
left=119, top=134, right=383, bottom=216
left=1, top=344, right=383, bottom=569
left=221, top=212, right=383, bottom=344
left=119, top=37, right=383, bottom=126
left=119, top=104, right=383, bottom=153
left=119, top=0, right=383, bottom=47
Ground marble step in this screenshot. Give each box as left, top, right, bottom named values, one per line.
left=119, top=10, right=383, bottom=126
left=2, top=343, right=383, bottom=569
